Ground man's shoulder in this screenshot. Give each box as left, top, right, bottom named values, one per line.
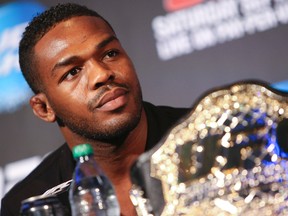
left=143, top=100, right=189, bottom=113
left=143, top=101, right=190, bottom=124
left=143, top=101, right=190, bottom=150
left=1, top=143, right=74, bottom=215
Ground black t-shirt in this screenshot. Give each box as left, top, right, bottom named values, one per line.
left=1, top=102, right=189, bottom=215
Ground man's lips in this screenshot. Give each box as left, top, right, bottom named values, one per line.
left=95, top=87, right=128, bottom=111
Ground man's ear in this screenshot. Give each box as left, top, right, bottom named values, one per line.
left=30, top=93, right=56, bottom=123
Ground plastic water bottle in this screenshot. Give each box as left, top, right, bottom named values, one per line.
left=69, top=143, right=120, bottom=216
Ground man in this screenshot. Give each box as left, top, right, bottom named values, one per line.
left=1, top=3, right=189, bottom=215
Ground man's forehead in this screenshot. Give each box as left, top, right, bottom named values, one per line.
left=34, top=16, right=114, bottom=56
left=57, top=16, right=111, bottom=31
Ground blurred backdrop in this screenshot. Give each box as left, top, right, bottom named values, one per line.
left=0, top=0, right=288, bottom=204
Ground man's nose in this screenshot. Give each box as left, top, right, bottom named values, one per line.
left=87, top=61, right=115, bottom=90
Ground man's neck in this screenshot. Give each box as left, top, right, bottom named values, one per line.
left=63, top=107, right=147, bottom=177
left=94, top=109, right=147, bottom=179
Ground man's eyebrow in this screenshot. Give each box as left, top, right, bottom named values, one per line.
left=51, top=35, right=118, bottom=76
left=51, top=56, right=81, bottom=77
left=97, top=35, right=118, bottom=49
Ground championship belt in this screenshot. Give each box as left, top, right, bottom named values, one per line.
left=130, top=80, right=288, bottom=216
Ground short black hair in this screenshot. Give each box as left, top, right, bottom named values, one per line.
left=19, top=3, right=114, bottom=94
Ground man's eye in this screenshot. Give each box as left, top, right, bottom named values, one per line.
left=65, top=67, right=81, bottom=81
left=105, top=50, right=119, bottom=58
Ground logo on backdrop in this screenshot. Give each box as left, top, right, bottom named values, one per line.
left=0, top=2, right=45, bottom=113
left=153, top=0, right=288, bottom=60
left=163, top=0, right=204, bottom=11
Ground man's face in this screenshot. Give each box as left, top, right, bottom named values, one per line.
left=34, top=16, right=143, bottom=141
